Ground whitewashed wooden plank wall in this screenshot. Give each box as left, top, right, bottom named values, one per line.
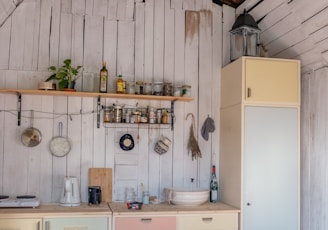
left=0, top=0, right=225, bottom=203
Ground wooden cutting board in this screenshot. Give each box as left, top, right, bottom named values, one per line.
left=89, top=168, right=112, bottom=203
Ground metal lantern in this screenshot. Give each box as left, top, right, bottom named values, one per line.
left=230, top=9, right=261, bottom=62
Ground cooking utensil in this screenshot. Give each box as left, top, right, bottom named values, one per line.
left=21, top=110, right=42, bottom=147
left=49, top=122, right=71, bottom=157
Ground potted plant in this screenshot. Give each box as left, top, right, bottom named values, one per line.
left=46, top=59, right=82, bottom=91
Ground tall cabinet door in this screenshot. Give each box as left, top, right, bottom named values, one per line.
left=243, top=106, right=298, bottom=230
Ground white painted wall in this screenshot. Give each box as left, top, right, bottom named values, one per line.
left=0, top=0, right=232, bottom=203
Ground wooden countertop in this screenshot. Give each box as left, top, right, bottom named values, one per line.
left=0, top=202, right=239, bottom=218
left=0, top=203, right=111, bottom=218
left=109, top=202, right=240, bottom=216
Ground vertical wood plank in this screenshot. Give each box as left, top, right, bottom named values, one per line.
left=163, top=0, right=174, bottom=81
left=184, top=10, right=199, bottom=186
left=135, top=2, right=145, bottom=81
left=117, top=0, right=127, bottom=21
left=71, top=15, right=85, bottom=91
left=80, top=97, right=95, bottom=202
left=85, top=0, right=94, bottom=15
left=83, top=15, right=103, bottom=72
left=72, top=0, right=85, bottom=15
left=183, top=0, right=195, bottom=10
left=104, top=20, right=118, bottom=93
left=211, top=3, right=222, bottom=186
left=171, top=0, right=182, bottom=9
left=93, top=0, right=108, bottom=17
left=117, top=21, right=135, bottom=78
left=0, top=18, right=11, bottom=69
left=61, top=0, right=72, bottom=13
left=222, top=5, right=235, bottom=67
left=172, top=8, right=185, bottom=187
left=58, top=13, right=72, bottom=63
left=107, top=0, right=118, bottom=20
left=38, top=0, right=52, bottom=71
left=153, top=0, right=165, bottom=81
left=143, top=0, right=154, bottom=82
left=49, top=0, right=61, bottom=67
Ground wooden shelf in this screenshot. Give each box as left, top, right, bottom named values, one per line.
left=0, top=88, right=193, bottom=102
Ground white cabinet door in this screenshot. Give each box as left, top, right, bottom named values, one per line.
left=243, top=106, right=298, bottom=230
left=43, top=216, right=108, bottom=230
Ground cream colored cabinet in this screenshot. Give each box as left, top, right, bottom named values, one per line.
left=177, top=213, right=238, bottom=230
left=0, top=218, right=42, bottom=230
left=220, top=57, right=300, bottom=230
left=43, top=216, right=108, bottom=230
left=221, top=56, right=300, bottom=108
left=114, top=216, right=176, bottom=230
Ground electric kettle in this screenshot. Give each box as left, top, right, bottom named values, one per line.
left=59, top=176, right=81, bottom=206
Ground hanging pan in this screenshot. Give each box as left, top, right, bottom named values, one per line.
left=49, top=122, right=71, bottom=157
left=21, top=110, right=42, bottom=147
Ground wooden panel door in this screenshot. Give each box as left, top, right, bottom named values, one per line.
left=245, top=58, right=299, bottom=104
left=177, top=213, right=238, bottom=230
left=243, top=106, right=298, bottom=230
left=43, top=216, right=108, bottom=230
left=0, top=218, right=41, bottom=230
left=115, top=216, right=176, bottom=230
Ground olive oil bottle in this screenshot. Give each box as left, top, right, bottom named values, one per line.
left=99, top=62, right=108, bottom=93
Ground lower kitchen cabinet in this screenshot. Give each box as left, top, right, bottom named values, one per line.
left=177, top=213, right=238, bottom=230
left=43, top=216, right=109, bottom=230
left=0, top=218, right=42, bottom=230
left=114, top=216, right=176, bottom=230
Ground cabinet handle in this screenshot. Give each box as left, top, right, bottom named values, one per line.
left=247, top=202, right=251, bottom=206
left=247, top=87, right=251, bottom=98
left=202, top=217, right=213, bottom=222
left=141, top=218, right=152, bottom=223
left=45, top=221, right=50, bottom=230
left=37, top=221, right=40, bottom=230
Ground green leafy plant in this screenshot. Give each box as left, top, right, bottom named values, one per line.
left=46, top=59, right=82, bottom=90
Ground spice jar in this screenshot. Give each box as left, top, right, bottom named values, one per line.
left=173, top=85, right=182, bottom=96
left=153, top=82, right=163, bottom=96
left=103, top=106, right=114, bottom=123
left=113, top=105, right=122, bottom=123
left=148, top=107, right=156, bottom=124
left=135, top=81, right=144, bottom=94
left=163, top=82, right=172, bottom=96
left=143, top=82, right=152, bottom=95
left=126, top=82, right=135, bottom=94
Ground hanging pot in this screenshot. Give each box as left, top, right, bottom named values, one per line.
left=21, top=111, right=42, bottom=147
left=49, top=122, right=71, bottom=157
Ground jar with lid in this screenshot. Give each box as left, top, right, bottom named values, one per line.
left=113, top=105, right=122, bottom=123
left=163, top=82, right=173, bottom=96
left=143, top=82, right=152, bottom=95
left=126, top=81, right=135, bottom=94
left=148, top=107, right=157, bottom=124
left=173, top=85, right=182, bottom=96
left=153, top=82, right=163, bottom=96
left=142, top=191, right=149, bottom=204
left=103, top=106, right=114, bottom=123
left=135, top=81, right=144, bottom=94
left=182, top=85, right=191, bottom=97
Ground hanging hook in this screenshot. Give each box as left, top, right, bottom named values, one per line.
left=185, top=113, right=196, bottom=131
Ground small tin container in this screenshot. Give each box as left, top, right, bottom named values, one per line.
left=135, top=81, right=144, bottom=95
left=143, top=82, right=152, bottom=95
left=163, top=82, right=172, bottom=96
left=126, top=82, right=135, bottom=94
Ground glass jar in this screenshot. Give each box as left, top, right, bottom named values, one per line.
left=148, top=107, right=157, bottom=124
left=153, top=82, right=163, bottom=96
left=163, top=82, right=172, bottom=96
left=142, top=191, right=149, bottom=204
left=103, top=106, right=114, bottom=123
left=173, top=85, right=182, bottom=96
left=143, top=82, right=152, bottom=95
left=182, top=85, right=191, bottom=97
left=135, top=81, right=144, bottom=94
left=126, top=81, right=135, bottom=94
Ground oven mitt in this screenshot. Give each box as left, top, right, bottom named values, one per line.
left=201, top=116, right=215, bottom=141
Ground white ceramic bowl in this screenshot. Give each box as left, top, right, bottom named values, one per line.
left=164, top=188, right=209, bottom=206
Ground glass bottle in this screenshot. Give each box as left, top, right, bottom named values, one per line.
left=116, top=75, right=124, bottom=93
left=99, top=62, right=108, bottom=93
left=210, top=165, right=218, bottom=202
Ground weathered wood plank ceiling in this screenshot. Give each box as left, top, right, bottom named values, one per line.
left=237, top=0, right=328, bottom=73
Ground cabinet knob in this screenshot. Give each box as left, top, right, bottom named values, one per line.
left=247, top=202, right=251, bottom=206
